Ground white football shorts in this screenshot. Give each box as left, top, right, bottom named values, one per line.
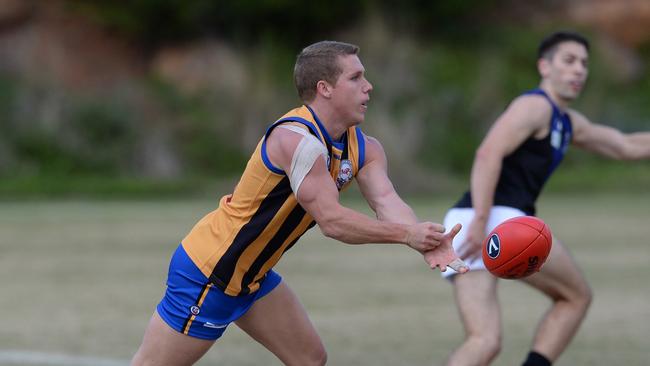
left=441, top=205, right=526, bottom=278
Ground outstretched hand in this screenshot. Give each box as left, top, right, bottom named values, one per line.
left=457, top=218, right=485, bottom=261
left=422, top=223, right=469, bottom=273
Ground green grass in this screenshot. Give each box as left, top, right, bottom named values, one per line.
left=0, top=176, right=206, bottom=199
left=0, top=193, right=648, bottom=365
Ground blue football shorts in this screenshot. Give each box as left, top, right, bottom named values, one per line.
left=156, top=244, right=282, bottom=340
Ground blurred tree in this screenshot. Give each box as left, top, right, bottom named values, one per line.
left=69, top=0, right=365, bottom=48
left=68, top=0, right=506, bottom=48
left=375, top=0, right=500, bottom=39
left=0, top=0, right=647, bottom=196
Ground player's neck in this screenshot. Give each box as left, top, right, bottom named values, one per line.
left=539, top=84, right=571, bottom=111
left=306, top=102, right=348, bottom=141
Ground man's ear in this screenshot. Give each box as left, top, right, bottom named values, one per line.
left=316, top=80, right=333, bottom=99
left=537, top=58, right=550, bottom=78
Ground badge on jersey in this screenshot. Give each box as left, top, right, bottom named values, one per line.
left=550, top=118, right=563, bottom=149
left=336, top=159, right=353, bottom=189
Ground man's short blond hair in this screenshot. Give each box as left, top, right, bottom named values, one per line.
left=294, top=41, right=360, bottom=103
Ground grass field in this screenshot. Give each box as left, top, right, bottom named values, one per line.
left=0, top=193, right=648, bottom=365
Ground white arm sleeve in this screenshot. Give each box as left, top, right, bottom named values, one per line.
left=277, top=125, right=328, bottom=194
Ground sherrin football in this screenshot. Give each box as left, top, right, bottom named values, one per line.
left=482, top=216, right=552, bottom=279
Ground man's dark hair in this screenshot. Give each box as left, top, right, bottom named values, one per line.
left=538, top=31, right=590, bottom=60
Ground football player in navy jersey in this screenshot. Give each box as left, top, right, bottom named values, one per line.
left=440, top=31, right=650, bottom=366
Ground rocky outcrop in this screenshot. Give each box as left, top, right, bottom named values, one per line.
left=567, top=0, right=650, bottom=47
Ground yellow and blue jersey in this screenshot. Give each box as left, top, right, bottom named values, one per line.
left=182, top=105, right=366, bottom=296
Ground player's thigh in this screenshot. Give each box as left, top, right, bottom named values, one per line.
left=522, top=236, right=591, bottom=300
left=132, top=311, right=215, bottom=366
left=452, top=270, right=501, bottom=336
left=235, top=281, right=324, bottom=360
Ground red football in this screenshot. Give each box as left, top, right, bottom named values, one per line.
left=482, top=216, right=552, bottom=279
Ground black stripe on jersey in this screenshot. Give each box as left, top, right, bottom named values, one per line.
left=238, top=204, right=307, bottom=295
left=209, top=176, right=292, bottom=290
left=181, top=282, right=211, bottom=333
left=284, top=221, right=316, bottom=253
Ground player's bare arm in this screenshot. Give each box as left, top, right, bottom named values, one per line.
left=356, top=135, right=468, bottom=273
left=265, top=127, right=442, bottom=252
left=569, top=109, right=650, bottom=160
left=356, top=135, right=418, bottom=224
left=462, top=95, right=552, bottom=260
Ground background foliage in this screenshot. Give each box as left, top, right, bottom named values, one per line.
left=0, top=0, right=648, bottom=197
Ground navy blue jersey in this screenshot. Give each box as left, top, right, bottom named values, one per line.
left=455, top=89, right=572, bottom=215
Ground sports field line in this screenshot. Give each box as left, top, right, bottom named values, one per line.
left=0, top=350, right=129, bottom=366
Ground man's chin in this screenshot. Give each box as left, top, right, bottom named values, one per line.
left=349, top=114, right=364, bottom=125
left=561, top=92, right=579, bottom=102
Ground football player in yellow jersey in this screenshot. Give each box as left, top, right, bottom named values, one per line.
left=132, top=40, right=468, bottom=366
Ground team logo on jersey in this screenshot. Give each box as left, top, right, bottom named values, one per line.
left=336, top=159, right=353, bottom=189
left=550, top=118, right=563, bottom=149
left=190, top=305, right=201, bottom=315
left=486, top=234, right=500, bottom=259
left=562, top=131, right=571, bottom=153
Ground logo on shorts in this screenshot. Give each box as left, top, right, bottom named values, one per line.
left=190, top=305, right=201, bottom=315
left=203, top=322, right=227, bottom=329
left=336, top=159, right=353, bottom=189
left=486, top=234, right=500, bottom=259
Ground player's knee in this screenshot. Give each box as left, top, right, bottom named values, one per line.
left=130, top=349, right=148, bottom=366
left=130, top=349, right=172, bottom=366
left=568, top=281, right=593, bottom=310
left=313, top=348, right=328, bottom=366
left=553, top=280, right=592, bottom=316
left=297, top=345, right=327, bottom=366
left=576, top=282, right=593, bottom=310
left=311, top=344, right=328, bottom=366
left=482, top=335, right=502, bottom=360
left=468, top=332, right=502, bottom=359
left=284, top=339, right=326, bottom=366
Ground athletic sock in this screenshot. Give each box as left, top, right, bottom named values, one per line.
left=522, top=351, right=551, bottom=366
